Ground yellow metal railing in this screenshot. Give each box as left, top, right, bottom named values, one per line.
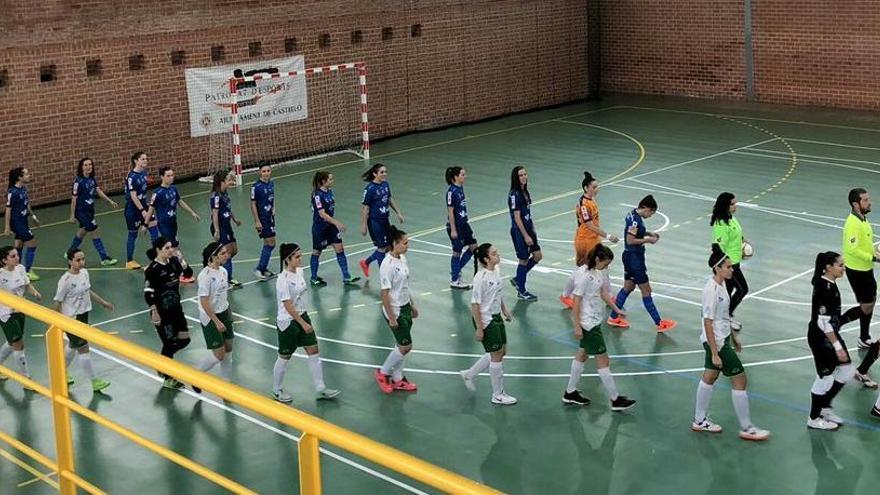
left=0, top=292, right=501, bottom=494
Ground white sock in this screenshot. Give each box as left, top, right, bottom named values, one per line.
left=694, top=380, right=714, bottom=422
left=562, top=273, right=576, bottom=298
left=465, top=353, right=491, bottom=379
left=307, top=354, right=326, bottom=392
left=391, top=353, right=407, bottom=382
left=489, top=361, right=504, bottom=397
left=79, top=353, right=96, bottom=380
left=64, top=346, right=76, bottom=366
left=0, top=343, right=12, bottom=364
left=874, top=390, right=880, bottom=410
left=13, top=350, right=29, bottom=377
left=731, top=389, right=752, bottom=430
left=198, top=354, right=221, bottom=372
left=566, top=359, right=585, bottom=393
left=272, top=357, right=289, bottom=392
left=597, top=367, right=618, bottom=401
left=219, top=354, right=232, bottom=380
left=380, top=348, right=405, bottom=376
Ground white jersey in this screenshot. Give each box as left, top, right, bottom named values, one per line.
left=380, top=254, right=411, bottom=318
left=53, top=269, right=92, bottom=317
left=0, top=265, right=29, bottom=322
left=471, top=266, right=503, bottom=328
left=276, top=268, right=307, bottom=331
left=701, top=278, right=731, bottom=346
left=197, top=266, right=229, bottom=326
left=572, top=267, right=610, bottom=330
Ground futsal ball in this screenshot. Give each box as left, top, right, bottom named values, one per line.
left=742, top=241, right=755, bottom=259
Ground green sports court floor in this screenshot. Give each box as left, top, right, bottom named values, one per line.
left=2, top=94, right=880, bottom=494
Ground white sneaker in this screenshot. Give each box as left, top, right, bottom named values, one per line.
left=491, top=392, right=517, bottom=406
left=316, top=388, right=340, bottom=400
left=272, top=389, right=293, bottom=403
left=858, top=337, right=875, bottom=349
left=807, top=416, right=839, bottom=430
left=820, top=407, right=844, bottom=424
left=691, top=417, right=723, bottom=433
left=253, top=269, right=267, bottom=281
left=449, top=279, right=472, bottom=290
left=738, top=425, right=770, bottom=441
left=459, top=370, right=476, bottom=392
left=730, top=319, right=742, bottom=331
left=855, top=371, right=879, bottom=389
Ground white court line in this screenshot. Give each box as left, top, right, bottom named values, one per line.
left=747, top=269, right=812, bottom=298
left=784, top=138, right=880, bottom=152
left=736, top=150, right=880, bottom=175
left=745, top=147, right=880, bottom=167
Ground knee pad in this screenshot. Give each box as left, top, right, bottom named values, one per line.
left=833, top=364, right=854, bottom=383
left=811, top=375, right=834, bottom=395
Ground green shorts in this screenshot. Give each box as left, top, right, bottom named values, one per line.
left=277, top=312, right=318, bottom=356
left=477, top=314, right=507, bottom=353
left=387, top=303, right=413, bottom=346
left=703, top=336, right=744, bottom=376
left=66, top=313, right=89, bottom=349
left=1, top=313, right=25, bottom=345
left=579, top=324, right=607, bottom=355
left=201, top=309, right=234, bottom=350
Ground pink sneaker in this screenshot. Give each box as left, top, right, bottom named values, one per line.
left=374, top=369, right=393, bottom=394
left=657, top=319, right=677, bottom=333
left=359, top=259, right=370, bottom=278
left=606, top=316, right=630, bottom=329
left=392, top=377, right=418, bottom=392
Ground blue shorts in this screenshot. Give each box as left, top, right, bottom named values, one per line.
left=312, top=223, right=342, bottom=251
left=510, top=227, right=540, bottom=260
left=11, top=222, right=33, bottom=242
left=211, top=223, right=236, bottom=245
left=157, top=220, right=179, bottom=247
left=124, top=206, right=143, bottom=231
left=447, top=223, right=476, bottom=253
left=75, top=210, right=98, bottom=232
left=258, top=215, right=276, bottom=239
left=367, top=218, right=391, bottom=249
left=622, top=250, right=649, bottom=285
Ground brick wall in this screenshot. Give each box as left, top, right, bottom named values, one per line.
left=0, top=0, right=589, bottom=205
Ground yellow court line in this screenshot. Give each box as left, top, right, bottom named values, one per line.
left=0, top=448, right=59, bottom=490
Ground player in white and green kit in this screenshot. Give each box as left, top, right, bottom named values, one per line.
left=194, top=241, right=234, bottom=392
left=54, top=248, right=113, bottom=392
left=0, top=245, right=40, bottom=387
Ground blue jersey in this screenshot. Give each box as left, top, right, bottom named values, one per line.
left=362, top=181, right=391, bottom=221
left=250, top=179, right=274, bottom=220
left=311, top=188, right=336, bottom=227
left=508, top=189, right=533, bottom=231
left=6, top=186, right=29, bottom=224
left=446, top=184, right=469, bottom=227
left=72, top=176, right=98, bottom=215
left=124, top=170, right=148, bottom=211
left=150, top=185, right=180, bottom=224
left=623, top=208, right=647, bottom=254
left=211, top=191, right=233, bottom=226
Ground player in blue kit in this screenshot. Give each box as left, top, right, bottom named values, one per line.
left=309, top=171, right=360, bottom=286
left=3, top=167, right=40, bottom=281
left=508, top=165, right=542, bottom=301
left=250, top=165, right=277, bottom=280
left=66, top=158, right=119, bottom=266
left=210, top=171, right=242, bottom=287
left=144, top=166, right=200, bottom=282
left=358, top=163, right=405, bottom=278
left=446, top=166, right=477, bottom=289
left=123, top=151, right=159, bottom=269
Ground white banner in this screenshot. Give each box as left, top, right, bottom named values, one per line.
left=184, top=56, right=308, bottom=137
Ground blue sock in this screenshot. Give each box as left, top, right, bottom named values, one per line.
left=459, top=250, right=473, bottom=276
left=643, top=296, right=662, bottom=325
left=367, top=250, right=385, bottom=266
left=310, top=254, right=320, bottom=280
left=68, top=236, right=83, bottom=252
left=610, top=288, right=631, bottom=319
left=257, top=244, right=274, bottom=272
left=92, top=238, right=109, bottom=260
left=224, top=259, right=233, bottom=281
left=24, top=246, right=37, bottom=272
left=515, top=264, right=527, bottom=292
left=450, top=253, right=461, bottom=281
left=126, top=231, right=138, bottom=261
left=148, top=225, right=159, bottom=242
left=525, top=258, right=537, bottom=272
left=336, top=251, right=351, bottom=279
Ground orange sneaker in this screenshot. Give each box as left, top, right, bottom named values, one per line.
left=657, top=319, right=677, bottom=333
left=359, top=259, right=370, bottom=278
left=392, top=377, right=418, bottom=392
left=559, top=295, right=574, bottom=309
left=606, top=316, right=630, bottom=329
left=374, top=369, right=393, bottom=394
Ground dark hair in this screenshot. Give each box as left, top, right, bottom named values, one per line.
left=146, top=236, right=171, bottom=261
left=509, top=166, right=526, bottom=194
left=582, top=171, right=596, bottom=189
left=389, top=225, right=407, bottom=246
left=708, top=243, right=729, bottom=271
left=849, top=188, right=868, bottom=208
left=361, top=163, right=386, bottom=182
left=312, top=170, right=330, bottom=191
left=130, top=151, right=145, bottom=169
left=202, top=241, right=223, bottom=267
left=812, top=251, right=841, bottom=287
left=77, top=158, right=95, bottom=178
left=710, top=192, right=735, bottom=226
left=158, top=165, right=173, bottom=178
left=0, top=245, right=17, bottom=264
left=473, top=243, right=493, bottom=274
left=279, top=242, right=300, bottom=271
left=586, top=244, right=614, bottom=270
left=445, top=166, right=463, bottom=185
left=638, top=194, right=658, bottom=210
left=212, top=170, right=228, bottom=193
left=66, top=248, right=83, bottom=261
left=8, top=167, right=25, bottom=189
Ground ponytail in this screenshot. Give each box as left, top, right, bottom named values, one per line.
left=812, top=251, right=841, bottom=286
left=586, top=244, right=614, bottom=270
left=582, top=171, right=595, bottom=189
left=473, top=243, right=493, bottom=275
left=445, top=166, right=463, bottom=185
left=389, top=225, right=407, bottom=246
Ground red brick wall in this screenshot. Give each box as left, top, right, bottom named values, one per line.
left=0, top=0, right=589, bottom=205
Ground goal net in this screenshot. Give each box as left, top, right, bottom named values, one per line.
left=200, top=61, right=369, bottom=185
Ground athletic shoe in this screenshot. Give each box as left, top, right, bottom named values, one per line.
left=820, top=408, right=844, bottom=425
left=509, top=278, right=520, bottom=292
left=310, top=277, right=327, bottom=287
left=854, top=371, right=879, bottom=389
left=858, top=337, right=875, bottom=349
left=316, top=388, right=341, bottom=400
left=162, top=377, right=184, bottom=389
left=610, top=395, right=636, bottom=411
left=807, top=416, right=838, bottom=430
left=517, top=291, right=537, bottom=302
left=125, top=260, right=141, bottom=270
left=730, top=319, right=743, bottom=331
left=491, top=392, right=517, bottom=405
left=459, top=370, right=476, bottom=392
left=562, top=390, right=591, bottom=406
left=374, top=369, right=393, bottom=394
left=229, top=279, right=243, bottom=289
left=392, top=377, right=418, bottom=392
left=179, top=275, right=195, bottom=284
left=871, top=406, right=880, bottom=418
left=738, top=425, right=770, bottom=441
left=262, top=270, right=276, bottom=279
left=192, top=384, right=202, bottom=394
left=67, top=375, right=75, bottom=386
left=91, top=378, right=110, bottom=392
left=253, top=269, right=267, bottom=281
left=691, top=418, right=723, bottom=433
left=450, top=279, right=472, bottom=290
left=100, top=258, right=118, bottom=266
left=272, top=389, right=293, bottom=403
left=359, top=259, right=370, bottom=277
left=343, top=276, right=361, bottom=286
left=558, top=295, right=574, bottom=309
left=657, top=319, right=677, bottom=333
left=26, top=271, right=40, bottom=282
left=606, top=316, right=630, bottom=329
